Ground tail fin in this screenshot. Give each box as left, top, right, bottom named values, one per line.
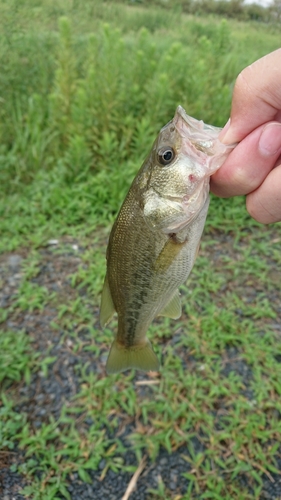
left=106, top=339, right=159, bottom=375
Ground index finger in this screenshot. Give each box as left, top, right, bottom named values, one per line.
left=221, top=48, right=281, bottom=144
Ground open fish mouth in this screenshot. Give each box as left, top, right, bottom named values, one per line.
left=174, top=106, right=219, bottom=157
left=173, top=105, right=236, bottom=176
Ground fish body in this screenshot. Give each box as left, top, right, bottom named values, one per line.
left=100, top=106, right=234, bottom=374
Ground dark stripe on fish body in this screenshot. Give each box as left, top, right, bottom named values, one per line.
left=123, top=248, right=154, bottom=346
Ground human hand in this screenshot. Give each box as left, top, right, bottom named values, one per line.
left=211, top=48, right=281, bottom=224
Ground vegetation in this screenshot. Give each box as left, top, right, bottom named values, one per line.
left=107, top=0, right=281, bottom=22
left=0, top=1, right=281, bottom=498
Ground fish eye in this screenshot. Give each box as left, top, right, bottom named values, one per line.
left=157, top=146, right=175, bottom=166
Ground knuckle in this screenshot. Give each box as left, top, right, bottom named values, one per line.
left=231, top=166, right=258, bottom=195
left=234, top=67, right=254, bottom=95
left=246, top=195, right=272, bottom=224
left=245, top=196, right=260, bottom=221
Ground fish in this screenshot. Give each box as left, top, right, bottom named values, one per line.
left=100, top=105, right=235, bottom=374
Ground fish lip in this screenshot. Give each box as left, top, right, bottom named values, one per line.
left=164, top=193, right=210, bottom=233
left=173, top=107, right=217, bottom=165
left=152, top=176, right=209, bottom=206
left=175, top=105, right=221, bottom=134
left=152, top=188, right=182, bottom=204
left=175, top=105, right=196, bottom=127
left=173, top=106, right=236, bottom=176
left=174, top=105, right=204, bottom=133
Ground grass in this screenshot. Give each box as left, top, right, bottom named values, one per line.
left=0, top=330, right=37, bottom=386
left=0, top=1, right=281, bottom=499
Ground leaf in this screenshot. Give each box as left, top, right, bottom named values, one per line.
left=78, top=468, right=92, bottom=483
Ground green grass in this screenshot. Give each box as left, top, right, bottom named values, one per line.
left=0, top=330, right=38, bottom=386
left=0, top=1, right=281, bottom=499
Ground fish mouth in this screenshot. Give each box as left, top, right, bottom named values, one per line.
left=173, top=105, right=235, bottom=176
left=172, top=107, right=216, bottom=164
left=175, top=106, right=198, bottom=129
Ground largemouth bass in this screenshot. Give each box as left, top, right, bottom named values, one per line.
left=100, top=106, right=234, bottom=374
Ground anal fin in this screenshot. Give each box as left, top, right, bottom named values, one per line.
left=158, top=290, right=182, bottom=319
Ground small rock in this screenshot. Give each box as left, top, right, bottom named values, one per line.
left=8, top=277, right=17, bottom=286
left=169, top=481, right=177, bottom=490
left=35, top=394, right=45, bottom=402
left=198, top=364, right=206, bottom=371
left=8, top=254, right=22, bottom=268
left=100, top=353, right=108, bottom=364
left=99, top=459, right=106, bottom=470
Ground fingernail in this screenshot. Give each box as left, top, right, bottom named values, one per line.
left=219, top=119, right=238, bottom=145
left=219, top=119, right=231, bottom=142
left=259, top=122, right=281, bottom=157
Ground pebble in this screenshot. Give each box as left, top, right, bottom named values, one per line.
left=99, top=459, right=106, bottom=470
left=8, top=277, right=17, bottom=286
left=169, top=481, right=177, bottom=490
left=7, top=255, right=22, bottom=269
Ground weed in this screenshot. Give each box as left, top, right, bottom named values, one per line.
left=0, top=330, right=38, bottom=386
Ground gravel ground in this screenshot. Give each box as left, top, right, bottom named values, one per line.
left=1, top=231, right=281, bottom=499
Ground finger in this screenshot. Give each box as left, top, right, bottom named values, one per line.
left=221, top=48, right=281, bottom=144
left=246, top=163, right=281, bottom=224
left=211, top=122, right=281, bottom=197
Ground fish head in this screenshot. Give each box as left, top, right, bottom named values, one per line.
left=141, top=106, right=235, bottom=233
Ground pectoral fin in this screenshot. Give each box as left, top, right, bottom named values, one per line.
left=158, top=290, right=182, bottom=319
left=100, top=274, right=116, bottom=328
left=155, top=237, right=185, bottom=273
